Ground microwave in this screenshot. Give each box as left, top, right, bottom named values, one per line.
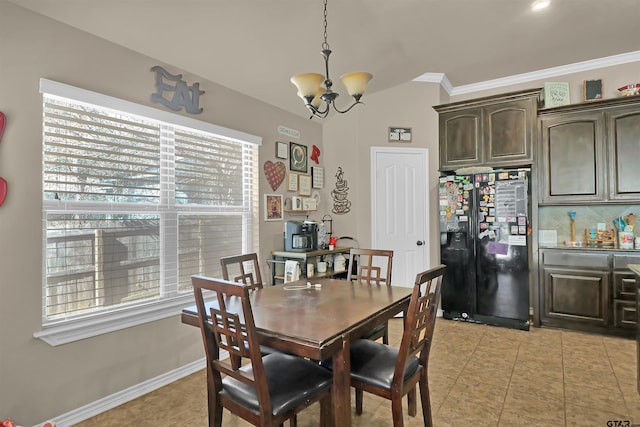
left=284, top=220, right=318, bottom=252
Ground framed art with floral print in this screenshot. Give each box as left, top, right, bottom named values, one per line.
left=289, top=142, right=308, bottom=173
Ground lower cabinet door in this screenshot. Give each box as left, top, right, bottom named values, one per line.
left=613, top=299, right=637, bottom=329
left=543, top=267, right=609, bottom=327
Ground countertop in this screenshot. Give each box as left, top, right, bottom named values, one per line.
left=539, top=245, right=640, bottom=253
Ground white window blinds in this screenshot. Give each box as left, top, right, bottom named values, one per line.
left=40, top=80, right=260, bottom=330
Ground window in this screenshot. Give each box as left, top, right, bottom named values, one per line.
left=36, top=79, right=261, bottom=345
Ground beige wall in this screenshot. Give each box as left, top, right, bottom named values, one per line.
left=0, top=2, right=321, bottom=424
left=3, top=0, right=640, bottom=425
left=449, top=62, right=640, bottom=103
left=322, top=81, right=446, bottom=267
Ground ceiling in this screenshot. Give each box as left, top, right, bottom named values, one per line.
left=8, top=0, right=640, bottom=119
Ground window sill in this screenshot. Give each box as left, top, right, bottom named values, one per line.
left=34, top=294, right=203, bottom=346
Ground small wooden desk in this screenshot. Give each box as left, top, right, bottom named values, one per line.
left=182, top=278, right=412, bottom=427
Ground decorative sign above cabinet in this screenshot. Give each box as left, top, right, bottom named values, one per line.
left=151, top=65, right=204, bottom=114
left=388, top=127, right=412, bottom=142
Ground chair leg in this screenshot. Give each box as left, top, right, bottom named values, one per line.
left=355, top=387, right=364, bottom=415
left=288, top=414, right=297, bottom=427
left=407, top=386, right=417, bottom=416
left=383, top=326, right=389, bottom=345
left=419, top=375, right=433, bottom=427
left=210, top=399, right=222, bottom=427
left=206, top=368, right=223, bottom=427
left=390, top=395, right=404, bottom=427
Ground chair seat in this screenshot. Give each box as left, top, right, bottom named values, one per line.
left=362, top=323, right=386, bottom=340
left=222, top=352, right=333, bottom=416
left=258, top=344, right=278, bottom=356
left=349, top=339, right=420, bottom=390
left=242, top=342, right=278, bottom=357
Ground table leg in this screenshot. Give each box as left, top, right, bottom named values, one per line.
left=331, top=334, right=351, bottom=427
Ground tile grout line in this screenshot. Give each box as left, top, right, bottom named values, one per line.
left=494, top=332, right=523, bottom=427
left=603, top=335, right=634, bottom=421
left=432, top=324, right=486, bottom=419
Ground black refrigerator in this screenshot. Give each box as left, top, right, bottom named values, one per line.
left=439, top=169, right=530, bottom=330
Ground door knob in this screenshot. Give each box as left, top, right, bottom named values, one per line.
left=416, top=240, right=424, bottom=246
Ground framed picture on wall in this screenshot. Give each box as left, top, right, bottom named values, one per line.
left=264, top=194, right=283, bottom=221
left=289, top=142, right=308, bottom=173
left=287, top=172, right=299, bottom=192
left=312, top=167, right=324, bottom=189
left=544, top=82, right=570, bottom=108
left=275, top=141, right=288, bottom=159
left=388, top=127, right=412, bottom=142
left=298, top=175, right=312, bottom=196
left=583, top=79, right=603, bottom=102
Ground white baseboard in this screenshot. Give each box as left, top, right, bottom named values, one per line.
left=39, top=356, right=214, bottom=427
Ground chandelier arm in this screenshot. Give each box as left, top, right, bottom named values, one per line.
left=311, top=109, right=330, bottom=119
left=306, top=102, right=330, bottom=117
left=331, top=100, right=364, bottom=114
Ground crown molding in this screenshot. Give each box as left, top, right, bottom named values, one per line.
left=414, top=50, right=640, bottom=96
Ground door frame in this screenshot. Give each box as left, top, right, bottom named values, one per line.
left=371, top=147, right=430, bottom=282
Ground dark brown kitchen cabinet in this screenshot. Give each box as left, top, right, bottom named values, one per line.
left=541, top=251, right=609, bottom=330
left=437, top=107, right=482, bottom=169
left=543, top=266, right=610, bottom=326
left=434, top=89, right=541, bottom=171
left=612, top=254, right=639, bottom=329
left=608, top=106, right=640, bottom=200
left=539, top=249, right=639, bottom=337
left=539, top=96, right=640, bottom=204
left=539, top=112, right=606, bottom=203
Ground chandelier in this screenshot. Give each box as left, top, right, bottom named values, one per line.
left=290, top=0, right=373, bottom=119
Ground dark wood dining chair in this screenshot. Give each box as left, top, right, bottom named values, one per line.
left=347, top=248, right=393, bottom=344
left=221, top=253, right=279, bottom=356
left=220, top=253, right=265, bottom=290
left=348, top=264, right=446, bottom=427
left=192, top=275, right=333, bottom=427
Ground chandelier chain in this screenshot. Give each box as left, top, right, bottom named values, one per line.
left=322, top=0, right=330, bottom=51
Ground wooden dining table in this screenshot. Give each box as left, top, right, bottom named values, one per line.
left=181, top=277, right=413, bottom=427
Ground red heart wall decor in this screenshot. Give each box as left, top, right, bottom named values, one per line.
left=0, top=177, right=7, bottom=207
left=263, top=161, right=286, bottom=191
left=0, top=112, right=5, bottom=144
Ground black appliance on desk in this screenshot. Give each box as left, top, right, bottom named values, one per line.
left=284, top=220, right=318, bottom=252
left=439, top=168, right=531, bottom=330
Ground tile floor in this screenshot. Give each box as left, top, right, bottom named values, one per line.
left=74, top=318, right=640, bottom=426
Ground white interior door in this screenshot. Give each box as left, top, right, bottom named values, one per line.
left=371, top=147, right=429, bottom=288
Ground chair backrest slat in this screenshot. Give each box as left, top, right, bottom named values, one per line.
left=220, top=253, right=264, bottom=289
left=393, top=265, right=446, bottom=385
left=347, top=248, right=393, bottom=286
left=191, top=275, right=271, bottom=410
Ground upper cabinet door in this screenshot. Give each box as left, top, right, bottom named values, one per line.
left=540, top=112, right=606, bottom=204
left=608, top=106, right=640, bottom=200
left=484, top=98, right=535, bottom=166
left=438, top=108, right=482, bottom=171
left=434, top=89, right=541, bottom=172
